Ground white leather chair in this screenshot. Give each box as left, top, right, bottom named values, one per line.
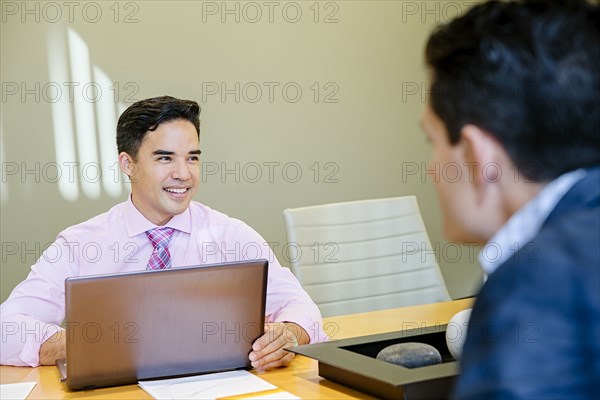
left=283, top=196, right=451, bottom=317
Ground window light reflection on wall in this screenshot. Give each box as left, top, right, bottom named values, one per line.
left=47, top=27, right=126, bottom=202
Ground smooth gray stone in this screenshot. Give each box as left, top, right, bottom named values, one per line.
left=376, top=342, right=442, bottom=369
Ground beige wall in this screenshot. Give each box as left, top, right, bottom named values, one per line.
left=0, top=1, right=483, bottom=303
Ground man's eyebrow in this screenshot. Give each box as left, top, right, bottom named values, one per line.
left=151, top=150, right=201, bottom=156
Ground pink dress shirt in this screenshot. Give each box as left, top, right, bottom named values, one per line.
left=0, top=198, right=326, bottom=366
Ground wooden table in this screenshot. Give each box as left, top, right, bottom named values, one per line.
left=0, top=298, right=473, bottom=399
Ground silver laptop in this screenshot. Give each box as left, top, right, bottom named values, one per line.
left=56, top=260, right=268, bottom=390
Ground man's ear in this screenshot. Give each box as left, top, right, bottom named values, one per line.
left=460, top=124, right=503, bottom=199
left=118, top=152, right=135, bottom=176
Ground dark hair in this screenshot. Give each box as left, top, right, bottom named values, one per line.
left=425, top=0, right=600, bottom=181
left=117, top=96, right=200, bottom=159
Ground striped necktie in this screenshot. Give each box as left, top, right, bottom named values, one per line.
left=146, top=227, right=175, bottom=270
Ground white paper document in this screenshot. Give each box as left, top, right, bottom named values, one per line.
left=139, top=370, right=291, bottom=400
left=0, top=382, right=37, bottom=400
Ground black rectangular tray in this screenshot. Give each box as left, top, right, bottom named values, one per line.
left=289, top=324, right=457, bottom=399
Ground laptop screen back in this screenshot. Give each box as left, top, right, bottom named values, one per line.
left=62, top=260, right=268, bottom=390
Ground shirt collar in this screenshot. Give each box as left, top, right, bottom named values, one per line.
left=478, top=169, right=586, bottom=275
left=124, top=194, right=192, bottom=237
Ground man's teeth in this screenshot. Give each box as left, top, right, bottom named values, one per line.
left=165, top=188, right=187, bottom=194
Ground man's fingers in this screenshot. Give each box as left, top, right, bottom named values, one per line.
left=252, top=323, right=283, bottom=351
left=250, top=331, right=286, bottom=362
left=249, top=322, right=301, bottom=370
left=250, top=324, right=300, bottom=369
left=250, top=345, right=286, bottom=369
left=253, top=351, right=295, bottom=371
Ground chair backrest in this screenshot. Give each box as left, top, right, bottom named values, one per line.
left=283, top=196, right=451, bottom=317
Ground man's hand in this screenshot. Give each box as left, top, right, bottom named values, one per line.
left=39, top=330, right=66, bottom=365
left=249, top=322, right=308, bottom=371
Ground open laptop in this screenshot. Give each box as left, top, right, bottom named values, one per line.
left=56, top=260, right=268, bottom=390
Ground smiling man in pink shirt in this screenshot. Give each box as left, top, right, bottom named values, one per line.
left=0, top=96, right=326, bottom=369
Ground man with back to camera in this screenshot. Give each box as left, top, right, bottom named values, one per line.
left=0, top=95, right=326, bottom=370
left=420, top=0, right=599, bottom=398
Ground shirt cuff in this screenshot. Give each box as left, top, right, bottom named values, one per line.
left=270, top=312, right=329, bottom=344
left=20, top=324, right=62, bottom=367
